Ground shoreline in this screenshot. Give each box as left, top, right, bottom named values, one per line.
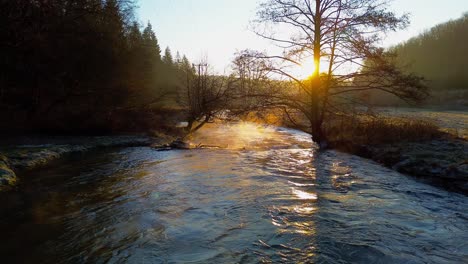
left=1, top=128, right=467, bottom=196
left=333, top=137, right=468, bottom=195
left=0, top=135, right=173, bottom=191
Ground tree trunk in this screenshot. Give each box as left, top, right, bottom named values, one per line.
left=310, top=0, right=327, bottom=149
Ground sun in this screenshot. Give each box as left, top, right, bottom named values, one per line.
left=294, top=59, right=329, bottom=80
left=296, top=60, right=316, bottom=80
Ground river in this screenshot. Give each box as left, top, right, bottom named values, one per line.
left=0, top=123, right=466, bottom=263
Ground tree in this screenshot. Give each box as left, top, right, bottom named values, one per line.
left=142, top=22, right=162, bottom=63
left=178, top=59, right=234, bottom=136
left=175, top=51, right=182, bottom=65
left=0, top=0, right=178, bottom=133
left=162, top=47, right=174, bottom=66
left=391, top=14, right=468, bottom=92
left=241, top=0, right=427, bottom=148
left=128, top=22, right=143, bottom=49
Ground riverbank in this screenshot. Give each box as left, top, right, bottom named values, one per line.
left=319, top=108, right=468, bottom=195
left=0, top=135, right=173, bottom=191
left=351, top=138, right=468, bottom=195
left=369, top=109, right=467, bottom=194
left=1, top=116, right=466, bottom=195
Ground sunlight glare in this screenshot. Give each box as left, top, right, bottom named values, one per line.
left=296, top=60, right=316, bottom=80
left=292, top=188, right=318, bottom=200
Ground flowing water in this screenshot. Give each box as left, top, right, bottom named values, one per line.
left=0, top=123, right=467, bottom=263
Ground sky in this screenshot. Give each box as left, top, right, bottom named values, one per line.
left=137, top=0, right=468, bottom=74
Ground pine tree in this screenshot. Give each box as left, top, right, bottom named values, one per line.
left=162, top=47, right=174, bottom=66
left=142, top=22, right=162, bottom=62
left=102, top=0, right=125, bottom=47
left=128, top=22, right=142, bottom=49
left=175, top=51, right=181, bottom=64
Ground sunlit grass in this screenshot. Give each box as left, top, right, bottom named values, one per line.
left=325, top=115, right=444, bottom=149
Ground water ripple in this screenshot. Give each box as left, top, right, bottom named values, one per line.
left=0, top=123, right=466, bottom=263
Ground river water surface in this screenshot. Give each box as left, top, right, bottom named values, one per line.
left=0, top=123, right=467, bottom=263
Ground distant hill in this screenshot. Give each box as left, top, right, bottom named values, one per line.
left=366, top=13, right=468, bottom=106
left=392, top=13, right=468, bottom=90
left=393, top=13, right=468, bottom=105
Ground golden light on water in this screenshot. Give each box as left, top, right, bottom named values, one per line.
left=235, top=122, right=267, bottom=139
left=293, top=206, right=316, bottom=214
left=191, top=122, right=280, bottom=149
left=292, top=188, right=318, bottom=200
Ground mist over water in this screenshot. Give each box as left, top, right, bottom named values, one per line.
left=0, top=123, right=466, bottom=263
left=189, top=122, right=313, bottom=150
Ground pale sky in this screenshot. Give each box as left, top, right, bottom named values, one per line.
left=137, top=0, right=468, bottom=73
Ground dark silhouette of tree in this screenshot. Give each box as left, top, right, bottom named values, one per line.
left=239, top=0, right=427, bottom=148
left=128, top=22, right=143, bottom=49
left=142, top=22, right=162, bottom=63
left=178, top=59, right=234, bottom=136
left=0, top=0, right=185, bottom=134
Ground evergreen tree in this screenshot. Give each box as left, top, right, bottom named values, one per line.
left=102, top=0, right=125, bottom=49
left=0, top=0, right=185, bottom=133
left=181, top=55, right=193, bottom=73
left=162, top=47, right=174, bottom=66
left=142, top=22, right=162, bottom=62
left=175, top=51, right=182, bottom=65
left=392, top=14, right=468, bottom=91
left=128, top=22, right=143, bottom=49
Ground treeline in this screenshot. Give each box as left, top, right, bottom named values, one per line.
left=0, top=0, right=189, bottom=134
left=392, top=13, right=468, bottom=91
left=362, top=13, right=468, bottom=106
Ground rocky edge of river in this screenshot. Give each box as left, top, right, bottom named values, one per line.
left=0, top=136, right=169, bottom=190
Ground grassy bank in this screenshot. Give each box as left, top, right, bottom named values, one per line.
left=325, top=115, right=468, bottom=194
left=325, top=115, right=444, bottom=151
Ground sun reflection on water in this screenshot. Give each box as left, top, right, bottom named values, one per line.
left=292, top=188, right=318, bottom=200
left=191, top=122, right=282, bottom=149
left=293, top=206, right=316, bottom=214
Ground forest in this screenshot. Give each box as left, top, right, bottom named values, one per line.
left=0, top=0, right=189, bottom=134
left=0, top=0, right=466, bottom=137
left=363, top=13, right=468, bottom=106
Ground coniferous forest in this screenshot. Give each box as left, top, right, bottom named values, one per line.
left=363, top=13, right=468, bottom=106
left=393, top=13, right=468, bottom=92
left=0, top=0, right=186, bottom=134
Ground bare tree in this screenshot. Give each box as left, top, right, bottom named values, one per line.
left=240, top=0, right=428, bottom=148
left=229, top=53, right=278, bottom=114
left=178, top=59, right=234, bottom=136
